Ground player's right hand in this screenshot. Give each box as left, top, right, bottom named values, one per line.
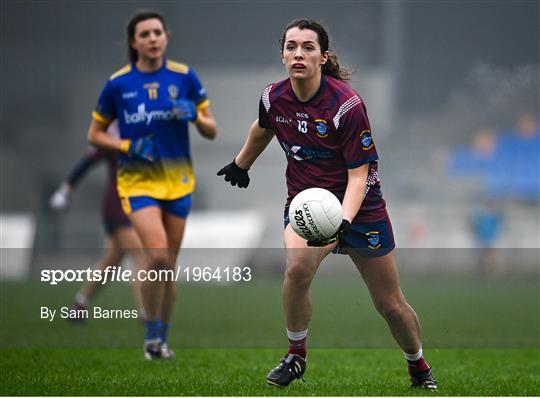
left=122, top=135, right=157, bottom=162
left=217, top=159, right=250, bottom=188
left=49, top=184, right=71, bottom=211
left=307, top=219, right=351, bottom=247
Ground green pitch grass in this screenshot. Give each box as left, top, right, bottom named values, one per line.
left=1, top=276, right=539, bottom=395
left=1, top=348, right=538, bottom=395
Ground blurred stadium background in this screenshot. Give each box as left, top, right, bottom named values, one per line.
left=1, top=2, right=539, bottom=291
left=1, top=3, right=539, bottom=395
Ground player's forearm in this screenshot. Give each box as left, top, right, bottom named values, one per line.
left=235, top=119, right=275, bottom=169
left=195, top=109, right=217, bottom=140
left=87, top=120, right=125, bottom=152
left=66, top=155, right=97, bottom=187
left=342, top=164, right=369, bottom=222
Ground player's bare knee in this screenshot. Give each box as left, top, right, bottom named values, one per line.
left=285, top=263, right=314, bottom=286
left=145, top=251, right=169, bottom=271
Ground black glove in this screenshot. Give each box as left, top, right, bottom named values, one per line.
left=217, top=159, right=250, bottom=188
left=307, top=220, right=351, bottom=247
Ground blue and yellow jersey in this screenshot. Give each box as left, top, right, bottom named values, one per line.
left=92, top=60, right=209, bottom=199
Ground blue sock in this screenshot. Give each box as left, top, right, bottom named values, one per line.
left=144, top=319, right=162, bottom=341
left=161, top=323, right=170, bottom=344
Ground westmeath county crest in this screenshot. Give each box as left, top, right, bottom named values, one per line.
left=366, top=231, right=381, bottom=249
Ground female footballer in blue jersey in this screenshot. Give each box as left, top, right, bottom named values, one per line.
left=218, top=19, right=437, bottom=389
left=88, top=10, right=217, bottom=360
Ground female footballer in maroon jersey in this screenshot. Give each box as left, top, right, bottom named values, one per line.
left=218, top=19, right=437, bottom=390
left=50, top=122, right=146, bottom=320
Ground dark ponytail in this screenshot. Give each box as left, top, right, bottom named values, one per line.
left=280, top=18, right=351, bottom=81
left=126, top=10, right=168, bottom=63
left=322, top=53, right=350, bottom=81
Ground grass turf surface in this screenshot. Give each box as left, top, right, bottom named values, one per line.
left=1, top=276, right=539, bottom=395
left=1, top=348, right=539, bottom=395
left=2, top=277, right=539, bottom=348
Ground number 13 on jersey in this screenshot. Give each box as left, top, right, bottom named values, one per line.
left=298, top=120, right=308, bottom=134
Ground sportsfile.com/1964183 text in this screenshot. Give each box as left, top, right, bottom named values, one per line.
left=40, top=265, right=253, bottom=285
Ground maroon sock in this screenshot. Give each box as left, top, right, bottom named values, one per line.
left=408, top=357, right=430, bottom=376
left=288, top=336, right=306, bottom=359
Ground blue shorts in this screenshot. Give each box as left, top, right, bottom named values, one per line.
left=121, top=194, right=192, bottom=218
left=333, top=218, right=395, bottom=258
left=284, top=208, right=395, bottom=258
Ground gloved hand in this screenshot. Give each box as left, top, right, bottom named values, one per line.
left=49, top=184, right=71, bottom=211
left=217, top=159, right=250, bottom=188
left=173, top=99, right=198, bottom=122
left=307, top=219, right=351, bottom=247
left=121, top=135, right=156, bottom=162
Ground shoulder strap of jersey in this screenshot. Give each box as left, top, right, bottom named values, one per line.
left=109, top=64, right=132, bottom=81
left=166, top=60, right=190, bottom=74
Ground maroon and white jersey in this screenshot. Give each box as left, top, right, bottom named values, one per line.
left=258, top=75, right=387, bottom=223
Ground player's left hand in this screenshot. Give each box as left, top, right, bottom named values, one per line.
left=173, top=99, right=198, bottom=122
left=307, top=219, right=351, bottom=247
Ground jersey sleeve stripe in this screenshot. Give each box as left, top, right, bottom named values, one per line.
left=196, top=99, right=210, bottom=110
left=346, top=155, right=378, bottom=169
left=92, top=111, right=111, bottom=124
left=333, top=95, right=362, bottom=129
left=262, top=84, right=273, bottom=112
